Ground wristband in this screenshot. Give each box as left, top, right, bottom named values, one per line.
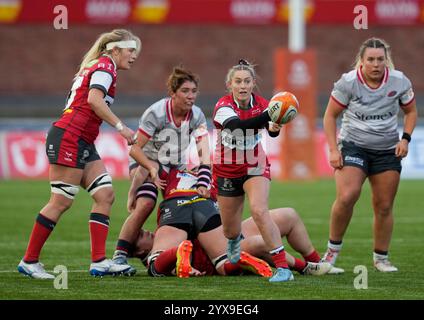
left=402, top=132, right=411, bottom=143
left=115, top=121, right=124, bottom=132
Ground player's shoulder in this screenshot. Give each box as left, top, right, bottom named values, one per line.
left=253, top=93, right=269, bottom=107
left=142, top=98, right=168, bottom=120
left=388, top=68, right=409, bottom=82
left=191, top=104, right=204, bottom=116
left=191, top=104, right=206, bottom=120
left=215, top=94, right=234, bottom=109
left=90, top=56, right=116, bottom=75
left=340, top=69, right=357, bottom=83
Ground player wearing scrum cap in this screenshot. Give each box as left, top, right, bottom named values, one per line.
left=322, top=37, right=417, bottom=273
left=111, top=66, right=211, bottom=275
left=18, top=29, right=141, bottom=279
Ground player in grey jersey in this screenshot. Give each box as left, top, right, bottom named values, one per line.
left=322, top=38, right=417, bottom=273
left=111, top=66, right=211, bottom=274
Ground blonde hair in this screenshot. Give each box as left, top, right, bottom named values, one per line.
left=353, top=37, right=394, bottom=70
left=225, top=59, right=257, bottom=92
left=76, top=29, right=141, bottom=76
left=166, top=65, right=199, bottom=95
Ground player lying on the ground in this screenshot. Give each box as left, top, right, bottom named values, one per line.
left=131, top=207, right=332, bottom=278
left=127, top=167, right=332, bottom=278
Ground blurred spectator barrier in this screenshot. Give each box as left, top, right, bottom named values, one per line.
left=1, top=128, right=423, bottom=179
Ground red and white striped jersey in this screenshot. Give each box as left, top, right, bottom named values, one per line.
left=212, top=94, right=270, bottom=178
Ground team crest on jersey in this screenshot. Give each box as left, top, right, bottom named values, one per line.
left=387, top=91, right=397, bottom=97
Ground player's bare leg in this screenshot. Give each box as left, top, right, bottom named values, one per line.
left=323, top=167, right=366, bottom=266
left=369, top=170, right=400, bottom=272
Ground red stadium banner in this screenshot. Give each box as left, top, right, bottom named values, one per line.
left=1, top=0, right=423, bottom=25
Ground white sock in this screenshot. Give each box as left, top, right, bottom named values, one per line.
left=373, top=252, right=388, bottom=262
left=327, top=240, right=343, bottom=252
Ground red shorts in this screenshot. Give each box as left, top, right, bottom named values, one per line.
left=46, top=125, right=100, bottom=169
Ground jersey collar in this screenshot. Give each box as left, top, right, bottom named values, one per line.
left=166, top=98, right=192, bottom=128
left=233, top=94, right=254, bottom=110
left=357, top=66, right=388, bottom=91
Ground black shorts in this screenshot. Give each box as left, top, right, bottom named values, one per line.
left=340, top=140, right=402, bottom=176
left=158, top=196, right=221, bottom=239
left=46, top=126, right=100, bottom=169
left=216, top=175, right=270, bottom=197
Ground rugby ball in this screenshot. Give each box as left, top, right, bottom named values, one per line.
left=267, top=91, right=299, bottom=125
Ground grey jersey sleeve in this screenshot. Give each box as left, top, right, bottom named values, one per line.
left=331, top=73, right=352, bottom=107
left=138, top=108, right=161, bottom=137
left=399, top=74, right=415, bottom=106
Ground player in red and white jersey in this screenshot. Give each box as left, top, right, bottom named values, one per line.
left=54, top=56, right=117, bottom=144
left=18, top=29, right=141, bottom=279
left=213, top=89, right=271, bottom=179
left=212, top=59, right=293, bottom=283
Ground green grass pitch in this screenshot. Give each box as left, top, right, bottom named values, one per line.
left=0, top=179, right=423, bottom=300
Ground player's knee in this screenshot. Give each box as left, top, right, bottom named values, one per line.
left=338, top=188, right=361, bottom=207
left=87, top=173, right=115, bottom=205
left=50, top=181, right=79, bottom=211
left=86, top=173, right=113, bottom=197
left=222, top=225, right=239, bottom=239
left=374, top=203, right=393, bottom=218
left=284, top=207, right=299, bottom=222
left=99, top=188, right=115, bottom=206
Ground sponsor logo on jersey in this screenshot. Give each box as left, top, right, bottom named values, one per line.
left=354, top=111, right=395, bottom=121
left=221, top=130, right=262, bottom=150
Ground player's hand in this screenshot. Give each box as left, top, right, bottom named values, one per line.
left=395, top=139, right=409, bottom=158
left=149, top=167, right=166, bottom=190
left=197, top=186, right=210, bottom=198
left=329, top=149, right=343, bottom=169
left=127, top=191, right=136, bottom=212
left=119, top=126, right=136, bottom=145
left=268, top=122, right=282, bottom=132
